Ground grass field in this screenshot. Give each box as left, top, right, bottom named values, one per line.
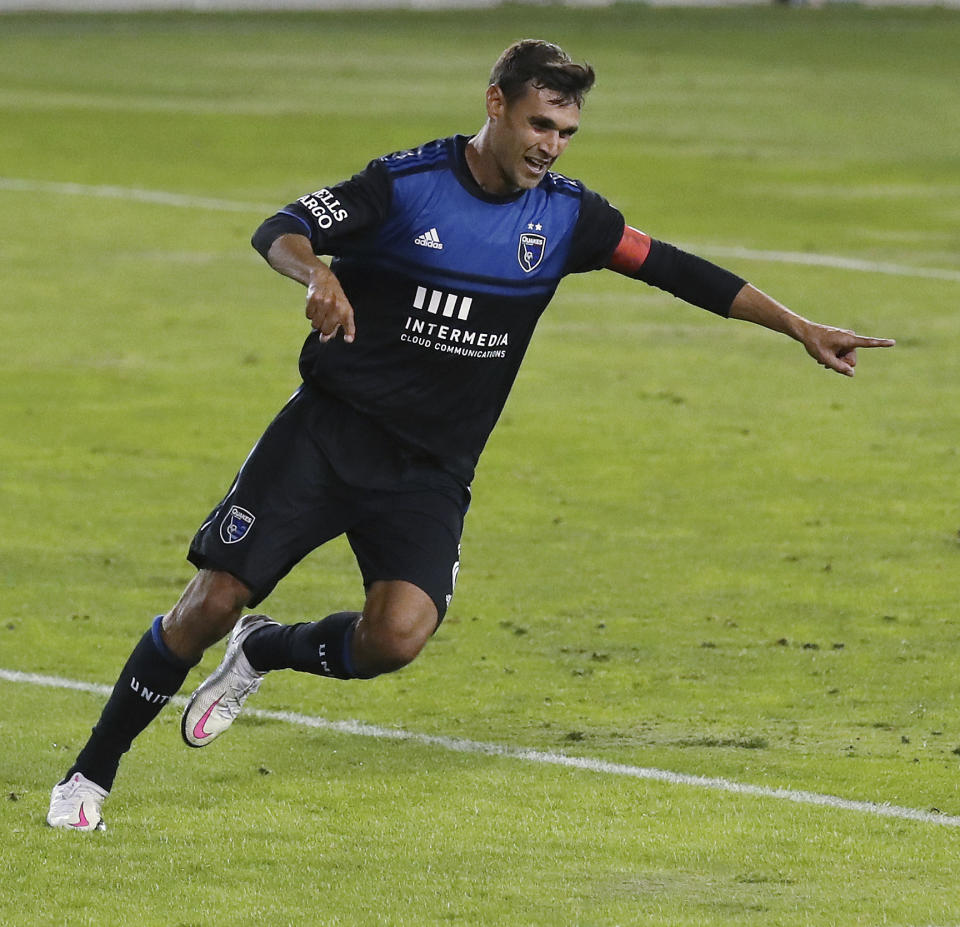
left=1, top=5, right=959, bottom=925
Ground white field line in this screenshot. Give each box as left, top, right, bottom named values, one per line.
left=688, top=243, right=960, bottom=284
left=0, top=176, right=274, bottom=214
left=2, top=175, right=959, bottom=284
left=4, top=666, right=960, bottom=829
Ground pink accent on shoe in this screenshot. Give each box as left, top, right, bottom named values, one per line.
left=192, top=696, right=222, bottom=740
left=73, top=803, right=90, bottom=829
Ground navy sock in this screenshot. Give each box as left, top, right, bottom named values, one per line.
left=67, top=616, right=197, bottom=791
left=242, top=611, right=367, bottom=679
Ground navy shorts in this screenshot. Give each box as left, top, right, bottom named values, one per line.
left=188, top=388, right=468, bottom=620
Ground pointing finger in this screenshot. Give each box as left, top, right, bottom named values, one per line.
left=853, top=336, right=896, bottom=348
left=339, top=295, right=357, bottom=344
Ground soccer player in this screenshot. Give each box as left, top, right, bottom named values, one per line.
left=47, top=39, right=894, bottom=831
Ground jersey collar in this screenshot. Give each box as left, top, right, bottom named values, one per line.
left=452, top=134, right=526, bottom=205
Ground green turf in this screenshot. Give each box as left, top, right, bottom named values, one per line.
left=2, top=6, right=959, bottom=925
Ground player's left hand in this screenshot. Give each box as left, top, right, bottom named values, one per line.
left=800, top=324, right=895, bottom=377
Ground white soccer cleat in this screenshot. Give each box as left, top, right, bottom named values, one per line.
left=46, top=772, right=108, bottom=832
left=181, top=614, right=278, bottom=748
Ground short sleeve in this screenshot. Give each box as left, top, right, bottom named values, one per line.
left=252, top=159, right=392, bottom=259
left=563, top=186, right=626, bottom=275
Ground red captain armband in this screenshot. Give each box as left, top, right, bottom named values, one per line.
left=606, top=226, right=652, bottom=275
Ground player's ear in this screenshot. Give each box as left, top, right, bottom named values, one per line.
left=485, top=84, right=506, bottom=121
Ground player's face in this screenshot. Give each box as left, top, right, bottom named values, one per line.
left=485, top=84, right=581, bottom=192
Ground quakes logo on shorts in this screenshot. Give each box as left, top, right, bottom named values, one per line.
left=220, top=505, right=255, bottom=544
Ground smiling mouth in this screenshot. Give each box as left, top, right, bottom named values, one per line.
left=525, top=156, right=551, bottom=174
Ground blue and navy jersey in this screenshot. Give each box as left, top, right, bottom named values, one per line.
left=253, top=134, right=625, bottom=484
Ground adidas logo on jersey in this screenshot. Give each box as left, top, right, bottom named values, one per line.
left=414, top=228, right=444, bottom=250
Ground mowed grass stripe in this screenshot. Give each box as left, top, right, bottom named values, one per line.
left=5, top=666, right=959, bottom=830
left=2, top=175, right=957, bottom=284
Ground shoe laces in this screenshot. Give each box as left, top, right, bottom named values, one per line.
left=53, top=775, right=104, bottom=809
left=219, top=673, right=263, bottom=719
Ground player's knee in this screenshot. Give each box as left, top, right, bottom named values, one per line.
left=165, top=570, right=251, bottom=655
left=188, top=574, right=246, bottom=628
left=355, top=580, right=438, bottom=674
left=378, top=627, right=427, bottom=670
left=354, top=612, right=431, bottom=674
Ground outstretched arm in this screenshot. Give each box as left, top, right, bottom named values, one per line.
left=728, top=283, right=895, bottom=377
left=608, top=226, right=895, bottom=376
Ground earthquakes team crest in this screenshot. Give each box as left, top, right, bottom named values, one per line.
left=518, top=232, right=546, bottom=273
left=220, top=505, right=255, bottom=544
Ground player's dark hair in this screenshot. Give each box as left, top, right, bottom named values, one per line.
left=490, top=40, right=595, bottom=107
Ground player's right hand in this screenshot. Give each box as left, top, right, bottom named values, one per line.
left=305, top=268, right=356, bottom=344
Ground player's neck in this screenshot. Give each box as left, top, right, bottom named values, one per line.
left=465, top=129, right=517, bottom=197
